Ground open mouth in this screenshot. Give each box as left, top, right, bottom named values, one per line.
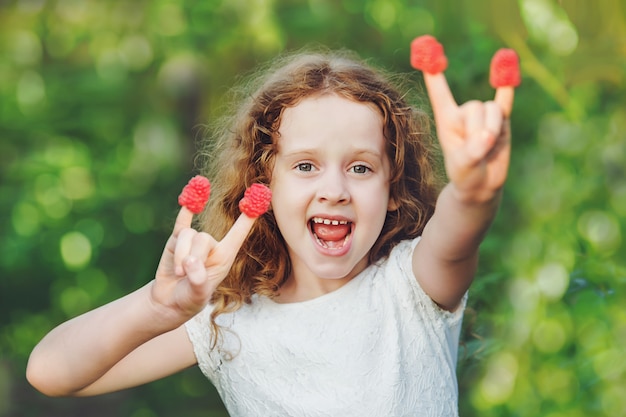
left=310, top=217, right=352, bottom=250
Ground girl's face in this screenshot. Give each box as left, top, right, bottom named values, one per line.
left=270, top=94, right=395, bottom=294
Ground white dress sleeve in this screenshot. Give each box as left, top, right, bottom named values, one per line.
left=391, top=236, right=467, bottom=365
left=184, top=304, right=222, bottom=385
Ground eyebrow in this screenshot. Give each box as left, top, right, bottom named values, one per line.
left=279, top=147, right=384, bottom=160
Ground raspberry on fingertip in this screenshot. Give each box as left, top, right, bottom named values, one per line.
left=489, top=48, right=521, bottom=88
left=239, top=184, right=272, bottom=218
left=178, top=175, right=211, bottom=214
left=410, top=35, right=448, bottom=74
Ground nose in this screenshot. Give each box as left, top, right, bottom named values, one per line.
left=317, top=168, right=350, bottom=205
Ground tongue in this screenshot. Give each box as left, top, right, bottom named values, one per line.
left=313, top=222, right=350, bottom=241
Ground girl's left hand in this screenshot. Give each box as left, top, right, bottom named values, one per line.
left=422, top=65, right=515, bottom=204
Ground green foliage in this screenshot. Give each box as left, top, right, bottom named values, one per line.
left=1, top=0, right=625, bottom=416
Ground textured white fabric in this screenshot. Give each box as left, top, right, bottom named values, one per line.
left=185, top=237, right=466, bottom=417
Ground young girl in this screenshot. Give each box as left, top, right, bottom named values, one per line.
left=27, top=45, right=515, bottom=416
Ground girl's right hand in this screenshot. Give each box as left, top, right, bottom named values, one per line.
left=151, top=206, right=257, bottom=322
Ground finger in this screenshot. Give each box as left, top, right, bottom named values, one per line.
left=172, top=206, right=194, bottom=236
left=462, top=101, right=501, bottom=162
left=484, top=101, right=505, bottom=138
left=489, top=48, right=520, bottom=118
left=464, top=131, right=497, bottom=164
left=174, top=227, right=196, bottom=277
left=171, top=207, right=197, bottom=276
left=185, top=232, right=217, bottom=285
left=494, top=87, right=515, bottom=118
left=218, top=213, right=257, bottom=255
left=179, top=255, right=214, bottom=307
left=423, top=72, right=458, bottom=120
left=487, top=116, right=512, bottom=160
left=461, top=100, right=486, bottom=138
left=410, top=35, right=456, bottom=114
left=188, top=232, right=217, bottom=263
left=182, top=256, right=205, bottom=287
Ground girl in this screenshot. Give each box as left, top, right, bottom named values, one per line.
left=27, top=46, right=515, bottom=416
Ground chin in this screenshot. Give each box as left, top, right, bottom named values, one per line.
left=309, top=257, right=368, bottom=281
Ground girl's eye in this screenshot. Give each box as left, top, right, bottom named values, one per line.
left=350, top=165, right=370, bottom=174
left=296, top=162, right=314, bottom=172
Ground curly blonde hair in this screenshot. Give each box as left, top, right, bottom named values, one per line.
left=196, top=48, right=443, bottom=347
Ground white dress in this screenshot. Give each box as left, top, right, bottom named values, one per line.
left=185, top=237, right=466, bottom=417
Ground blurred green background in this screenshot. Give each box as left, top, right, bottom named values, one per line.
left=1, top=0, right=625, bottom=416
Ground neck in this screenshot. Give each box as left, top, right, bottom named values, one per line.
left=275, top=267, right=364, bottom=303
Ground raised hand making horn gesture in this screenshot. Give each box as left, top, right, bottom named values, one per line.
left=410, top=35, right=521, bottom=311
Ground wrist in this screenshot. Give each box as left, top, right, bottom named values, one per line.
left=448, top=183, right=503, bottom=206
left=140, top=281, right=194, bottom=332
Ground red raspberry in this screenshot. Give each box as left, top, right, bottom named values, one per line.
left=489, top=48, right=521, bottom=88
left=410, top=35, right=448, bottom=74
left=238, top=183, right=272, bottom=218
left=178, top=175, right=211, bottom=214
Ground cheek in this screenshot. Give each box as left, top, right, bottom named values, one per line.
left=356, top=186, right=391, bottom=223
left=270, top=179, right=308, bottom=219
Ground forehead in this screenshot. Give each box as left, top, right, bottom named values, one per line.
left=281, top=93, right=381, bottom=124
left=277, top=94, right=385, bottom=150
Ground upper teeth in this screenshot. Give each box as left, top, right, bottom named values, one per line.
left=312, top=217, right=348, bottom=225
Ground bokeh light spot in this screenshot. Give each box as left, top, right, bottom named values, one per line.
left=479, top=351, right=518, bottom=405
left=520, top=0, right=579, bottom=56
left=536, top=262, right=569, bottom=300
left=11, top=202, right=41, bottom=237
left=59, top=286, right=91, bottom=317
left=366, top=0, right=397, bottom=31
left=16, top=70, right=46, bottom=112
left=119, top=35, right=153, bottom=71
left=593, top=348, right=626, bottom=381
left=10, top=30, right=42, bottom=66
left=509, top=277, right=539, bottom=312
left=61, top=166, right=95, bottom=200
left=536, top=365, right=577, bottom=404
left=601, top=383, right=626, bottom=417
left=548, top=21, right=578, bottom=56
left=578, top=210, right=621, bottom=253
left=60, top=231, right=92, bottom=270
left=34, top=174, right=72, bottom=219
left=157, top=3, right=187, bottom=36
left=533, top=319, right=567, bottom=353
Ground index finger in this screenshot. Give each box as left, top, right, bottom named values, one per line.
left=423, top=72, right=458, bottom=120
left=175, top=175, right=211, bottom=235
left=173, top=206, right=194, bottom=236
left=410, top=35, right=458, bottom=118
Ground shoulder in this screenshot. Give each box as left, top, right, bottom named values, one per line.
left=378, top=237, right=466, bottom=323
left=373, top=237, right=420, bottom=283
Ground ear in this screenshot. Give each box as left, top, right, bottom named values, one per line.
left=387, top=196, right=400, bottom=212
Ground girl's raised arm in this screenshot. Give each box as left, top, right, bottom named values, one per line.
left=27, top=182, right=270, bottom=396
left=410, top=36, right=519, bottom=310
